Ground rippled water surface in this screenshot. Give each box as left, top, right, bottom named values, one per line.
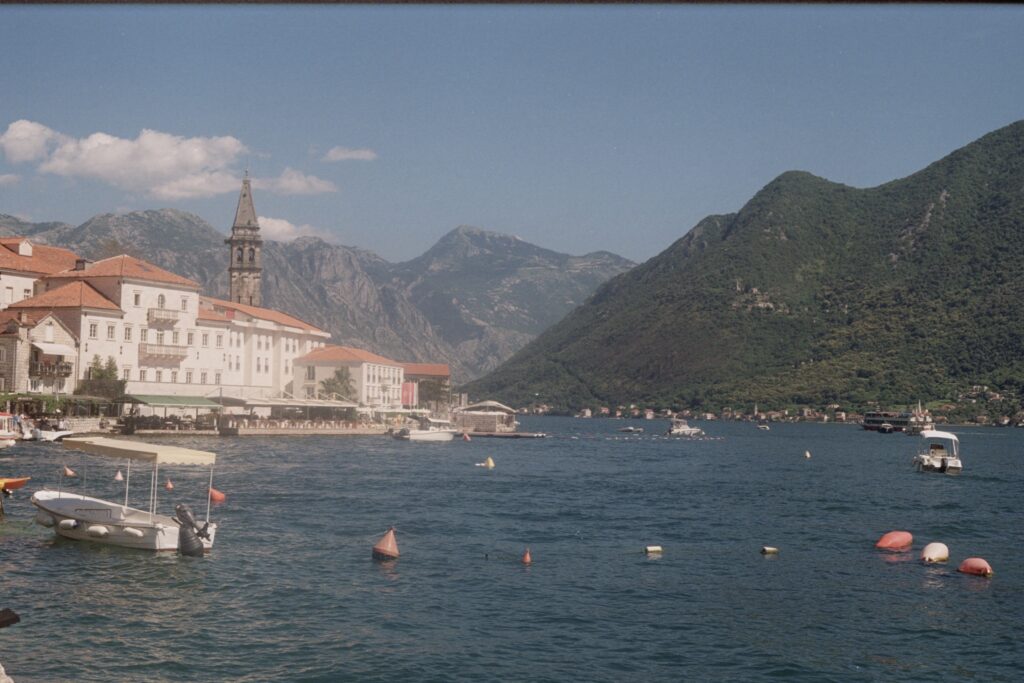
left=1, top=418, right=1022, bottom=681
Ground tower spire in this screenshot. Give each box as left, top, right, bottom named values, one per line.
left=226, top=175, right=263, bottom=306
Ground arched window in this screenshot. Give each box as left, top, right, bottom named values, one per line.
left=236, top=247, right=244, bottom=263
left=248, top=247, right=256, bottom=264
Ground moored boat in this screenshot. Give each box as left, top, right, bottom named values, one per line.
left=912, top=430, right=962, bottom=474
left=392, top=418, right=459, bottom=442
left=666, top=418, right=703, bottom=437
left=31, top=437, right=219, bottom=553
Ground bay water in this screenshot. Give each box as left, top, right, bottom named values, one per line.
left=1, top=418, right=1021, bottom=681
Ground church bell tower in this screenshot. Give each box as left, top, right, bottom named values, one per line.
left=226, top=173, right=263, bottom=306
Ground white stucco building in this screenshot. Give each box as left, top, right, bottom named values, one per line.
left=293, top=345, right=406, bottom=410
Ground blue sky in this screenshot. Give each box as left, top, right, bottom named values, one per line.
left=1, top=5, right=1021, bottom=263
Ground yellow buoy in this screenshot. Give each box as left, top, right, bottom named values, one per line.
left=485, top=456, right=495, bottom=470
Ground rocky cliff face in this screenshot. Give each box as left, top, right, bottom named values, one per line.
left=4, top=211, right=633, bottom=381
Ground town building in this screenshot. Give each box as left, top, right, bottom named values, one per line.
left=0, top=237, right=79, bottom=309
left=226, top=173, right=263, bottom=306
left=293, top=345, right=405, bottom=410
left=0, top=310, right=79, bottom=395
left=400, top=362, right=451, bottom=408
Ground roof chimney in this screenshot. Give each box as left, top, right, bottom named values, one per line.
left=18, top=311, right=28, bottom=323
left=74, top=258, right=91, bottom=271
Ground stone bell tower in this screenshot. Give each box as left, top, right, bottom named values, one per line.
left=226, top=173, right=263, bottom=306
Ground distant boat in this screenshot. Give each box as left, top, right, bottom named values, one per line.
left=392, top=418, right=458, bottom=442
left=912, top=430, right=962, bottom=474
left=878, top=423, right=895, bottom=434
left=666, top=418, right=703, bottom=437
left=756, top=419, right=770, bottom=431
left=618, top=426, right=644, bottom=433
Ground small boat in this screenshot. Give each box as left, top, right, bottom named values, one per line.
left=878, top=423, right=895, bottom=434
left=392, top=418, right=458, bottom=442
left=31, top=428, right=74, bottom=442
left=32, top=437, right=219, bottom=553
left=756, top=419, right=771, bottom=431
left=619, top=426, right=644, bottom=433
left=912, top=430, right=962, bottom=474
left=666, top=418, right=703, bottom=437
left=0, top=477, right=31, bottom=492
left=0, top=412, right=19, bottom=448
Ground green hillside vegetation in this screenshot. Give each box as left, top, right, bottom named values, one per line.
left=464, top=120, right=1024, bottom=412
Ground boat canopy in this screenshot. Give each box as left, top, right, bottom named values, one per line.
left=920, top=429, right=959, bottom=443
left=62, top=437, right=216, bottom=466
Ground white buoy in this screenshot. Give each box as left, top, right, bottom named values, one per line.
left=920, top=542, right=949, bottom=563
left=123, top=527, right=144, bottom=538
left=761, top=546, right=779, bottom=555
left=804, top=450, right=811, bottom=459
left=86, top=525, right=110, bottom=538
left=644, top=545, right=663, bottom=555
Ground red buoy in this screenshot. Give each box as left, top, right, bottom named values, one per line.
left=209, top=487, right=227, bottom=503
left=522, top=547, right=532, bottom=565
left=373, top=527, right=400, bottom=561
left=958, top=557, right=993, bottom=577
left=164, top=478, right=174, bottom=491
left=463, top=433, right=471, bottom=442
left=875, top=530, right=913, bottom=551
left=63, top=465, right=77, bottom=478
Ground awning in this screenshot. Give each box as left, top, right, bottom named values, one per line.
left=63, top=437, right=216, bottom=466
left=119, top=395, right=222, bottom=408
left=32, top=342, right=76, bottom=357
left=213, top=396, right=357, bottom=409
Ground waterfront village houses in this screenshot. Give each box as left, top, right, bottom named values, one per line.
left=292, top=347, right=452, bottom=412
left=0, top=179, right=452, bottom=409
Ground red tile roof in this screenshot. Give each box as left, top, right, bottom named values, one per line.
left=0, top=238, right=81, bottom=275
left=201, top=296, right=326, bottom=334
left=196, top=307, right=231, bottom=323
left=9, top=281, right=121, bottom=311
left=295, top=344, right=400, bottom=367
left=401, top=362, right=451, bottom=378
left=47, top=254, right=199, bottom=288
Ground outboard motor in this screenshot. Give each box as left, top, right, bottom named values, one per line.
left=175, top=503, right=211, bottom=557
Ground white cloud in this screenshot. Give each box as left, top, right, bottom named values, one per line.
left=0, top=119, right=247, bottom=199
left=0, top=173, right=20, bottom=187
left=0, top=120, right=65, bottom=162
left=253, top=167, right=336, bottom=195
left=257, top=215, right=328, bottom=241
left=323, top=146, right=378, bottom=162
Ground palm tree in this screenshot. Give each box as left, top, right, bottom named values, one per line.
left=320, top=367, right=356, bottom=400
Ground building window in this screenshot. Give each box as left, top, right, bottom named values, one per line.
left=23, top=288, right=31, bottom=300
left=156, top=331, right=165, bottom=345
left=185, top=371, right=193, bottom=384
left=200, top=372, right=207, bottom=385
left=248, top=247, right=256, bottom=263
left=172, top=331, right=179, bottom=344
left=202, top=333, right=209, bottom=347
left=0, top=377, right=5, bottom=391
left=30, top=378, right=41, bottom=392
left=139, top=369, right=147, bottom=381
left=0, top=348, right=5, bottom=362
left=157, top=294, right=165, bottom=308
left=187, top=332, right=194, bottom=346
left=305, top=366, right=315, bottom=381
left=141, top=328, right=148, bottom=342
left=215, top=372, right=221, bottom=385
left=133, top=292, right=141, bottom=306
left=123, top=368, right=130, bottom=380
left=180, top=297, right=188, bottom=312
left=124, top=327, right=132, bottom=341
left=89, top=323, right=98, bottom=339
left=5, top=287, right=13, bottom=303
left=216, top=334, right=223, bottom=348
left=155, top=370, right=162, bottom=383
left=235, top=356, right=240, bottom=371
left=171, top=371, right=178, bottom=383
left=106, top=325, right=116, bottom=340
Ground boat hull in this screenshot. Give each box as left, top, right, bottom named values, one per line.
left=393, top=429, right=456, bottom=442
left=31, top=491, right=216, bottom=551
left=912, top=455, right=962, bottom=475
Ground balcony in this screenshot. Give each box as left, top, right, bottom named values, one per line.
left=147, top=308, right=182, bottom=325
left=30, top=361, right=74, bottom=378
left=138, top=342, right=189, bottom=359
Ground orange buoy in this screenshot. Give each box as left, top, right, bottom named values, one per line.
left=114, top=470, right=124, bottom=482
left=958, top=557, right=993, bottom=577
left=875, top=530, right=913, bottom=551
left=63, top=465, right=77, bottom=478
left=372, top=527, right=400, bottom=561
left=209, top=487, right=227, bottom=503
left=522, top=547, right=532, bottom=565
left=164, top=478, right=174, bottom=491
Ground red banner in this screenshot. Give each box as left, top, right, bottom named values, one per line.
left=401, top=382, right=416, bottom=407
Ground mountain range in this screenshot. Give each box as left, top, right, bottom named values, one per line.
left=0, top=212, right=633, bottom=382
left=465, top=120, right=1024, bottom=411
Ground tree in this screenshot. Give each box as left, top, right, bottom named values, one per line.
left=76, top=356, right=125, bottom=398
left=320, top=367, right=355, bottom=400
left=417, top=379, right=448, bottom=406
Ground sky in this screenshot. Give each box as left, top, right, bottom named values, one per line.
left=1, top=5, right=1022, bottom=264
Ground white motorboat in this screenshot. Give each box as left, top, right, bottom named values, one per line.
left=666, top=418, right=704, bottom=437
left=0, top=412, right=19, bottom=448
left=392, top=418, right=459, bottom=442
left=912, top=430, right=962, bottom=475
left=31, top=428, right=74, bottom=442
left=618, top=426, right=644, bottom=433
left=756, top=419, right=771, bottom=431
left=32, top=437, right=219, bottom=553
